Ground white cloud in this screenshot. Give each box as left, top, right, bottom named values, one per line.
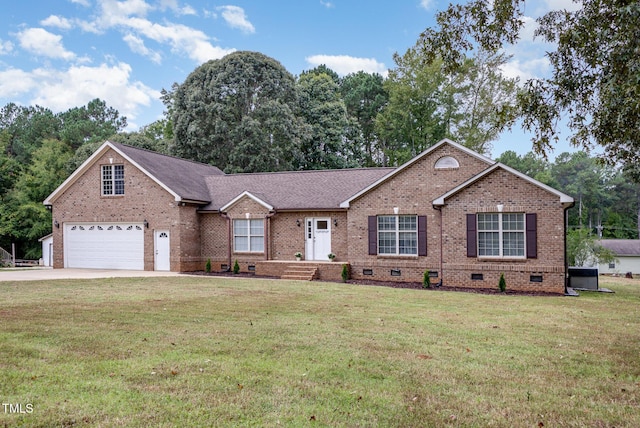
left=123, top=33, right=162, bottom=63
left=306, top=54, right=387, bottom=76
left=501, top=57, right=550, bottom=82
left=158, top=0, right=197, bottom=15
left=0, top=68, right=36, bottom=97
left=419, top=0, right=433, bottom=10
left=320, top=1, right=334, bottom=8
left=217, top=5, right=255, bottom=34
left=543, top=0, right=582, bottom=12
left=41, top=15, right=74, bottom=30
left=123, top=18, right=235, bottom=63
left=70, top=0, right=91, bottom=6
left=95, top=0, right=152, bottom=27
left=0, top=39, right=13, bottom=55
left=17, top=28, right=76, bottom=61
left=83, top=0, right=234, bottom=63
left=0, top=62, right=159, bottom=126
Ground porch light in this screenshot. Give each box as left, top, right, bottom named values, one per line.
left=143, top=219, right=149, bottom=228
left=333, top=218, right=338, bottom=227
left=296, top=219, right=301, bottom=227
left=54, top=220, right=59, bottom=228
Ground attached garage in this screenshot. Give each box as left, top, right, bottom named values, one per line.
left=64, top=223, right=144, bottom=270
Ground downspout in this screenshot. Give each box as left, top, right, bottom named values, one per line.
left=220, top=212, right=232, bottom=271
left=433, top=205, right=444, bottom=288
left=265, top=210, right=277, bottom=260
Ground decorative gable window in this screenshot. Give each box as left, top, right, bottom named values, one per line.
left=368, top=215, right=427, bottom=256
left=102, top=165, right=124, bottom=196
left=233, top=219, right=264, bottom=253
left=434, top=156, right=459, bottom=169
left=467, top=213, right=537, bottom=259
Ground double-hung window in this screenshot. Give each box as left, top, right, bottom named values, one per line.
left=378, top=215, right=417, bottom=255
left=102, top=164, right=124, bottom=196
left=477, top=213, right=525, bottom=257
left=233, top=219, right=264, bottom=253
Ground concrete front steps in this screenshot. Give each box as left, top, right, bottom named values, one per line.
left=281, top=265, right=318, bottom=281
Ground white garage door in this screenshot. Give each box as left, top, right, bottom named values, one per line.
left=64, top=223, right=144, bottom=270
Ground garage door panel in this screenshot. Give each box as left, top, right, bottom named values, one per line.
left=65, top=223, right=144, bottom=270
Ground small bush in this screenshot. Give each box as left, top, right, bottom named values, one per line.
left=499, top=272, right=506, bottom=293
left=423, top=270, right=431, bottom=289
left=341, top=264, right=349, bottom=282
left=233, top=259, right=240, bottom=274
left=205, top=258, right=211, bottom=273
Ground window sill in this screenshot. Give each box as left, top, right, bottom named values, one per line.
left=477, top=257, right=527, bottom=262
left=376, top=255, right=419, bottom=260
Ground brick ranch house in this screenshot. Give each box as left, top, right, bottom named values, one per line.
left=44, top=139, right=574, bottom=294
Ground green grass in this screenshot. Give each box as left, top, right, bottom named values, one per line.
left=1, top=275, right=639, bottom=427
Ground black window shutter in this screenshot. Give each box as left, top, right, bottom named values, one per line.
left=418, top=215, right=427, bottom=256
left=466, top=214, right=477, bottom=257
left=526, top=213, right=537, bottom=259
left=368, top=216, right=377, bottom=255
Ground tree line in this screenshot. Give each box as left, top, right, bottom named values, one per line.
left=4, top=0, right=640, bottom=261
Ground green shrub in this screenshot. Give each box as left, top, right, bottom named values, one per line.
left=341, top=264, right=349, bottom=282
left=233, top=259, right=240, bottom=274
left=423, top=270, right=431, bottom=289
left=499, top=273, right=506, bottom=293
left=205, top=258, right=211, bottom=273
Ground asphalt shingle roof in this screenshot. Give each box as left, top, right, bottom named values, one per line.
left=113, top=142, right=393, bottom=210
left=113, top=142, right=224, bottom=203
left=202, top=167, right=394, bottom=211
left=598, top=239, right=640, bottom=256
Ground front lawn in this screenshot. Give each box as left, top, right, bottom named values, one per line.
left=1, top=276, right=638, bottom=427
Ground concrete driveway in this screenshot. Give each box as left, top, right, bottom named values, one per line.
left=0, top=267, right=181, bottom=282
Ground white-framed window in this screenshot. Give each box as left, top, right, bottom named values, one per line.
left=102, top=164, right=124, bottom=195
left=378, top=215, right=417, bottom=255
left=477, top=213, right=525, bottom=257
left=233, top=219, right=264, bottom=253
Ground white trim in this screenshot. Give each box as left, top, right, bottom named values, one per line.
left=432, top=163, right=574, bottom=206
left=340, top=139, right=494, bottom=208
left=220, top=191, right=274, bottom=212
left=44, top=141, right=182, bottom=205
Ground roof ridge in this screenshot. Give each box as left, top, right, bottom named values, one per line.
left=221, top=166, right=396, bottom=177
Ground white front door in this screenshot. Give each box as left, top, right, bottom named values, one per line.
left=154, top=230, right=170, bottom=271
left=305, top=218, right=332, bottom=261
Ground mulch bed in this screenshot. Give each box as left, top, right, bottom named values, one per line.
left=185, top=271, right=554, bottom=296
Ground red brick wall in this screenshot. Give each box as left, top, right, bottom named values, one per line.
left=440, top=168, right=567, bottom=294
left=347, top=145, right=491, bottom=283
left=51, top=148, right=197, bottom=272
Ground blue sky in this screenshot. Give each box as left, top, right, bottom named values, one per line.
left=0, top=0, right=580, bottom=159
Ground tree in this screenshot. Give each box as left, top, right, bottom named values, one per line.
left=171, top=51, right=306, bottom=172
left=340, top=71, right=388, bottom=166
left=567, top=228, right=616, bottom=267
left=58, top=98, right=127, bottom=149
left=419, top=0, right=640, bottom=169
left=375, top=48, right=447, bottom=165
left=0, top=139, right=72, bottom=258
left=0, top=103, right=61, bottom=164
left=446, top=50, right=519, bottom=155
left=295, top=71, right=361, bottom=169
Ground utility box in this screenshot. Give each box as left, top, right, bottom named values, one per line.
left=568, top=267, right=599, bottom=290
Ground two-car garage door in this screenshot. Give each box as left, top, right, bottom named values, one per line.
left=64, top=223, right=144, bottom=270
